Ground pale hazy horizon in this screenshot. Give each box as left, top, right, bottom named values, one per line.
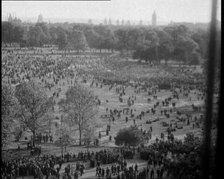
left=2, top=0, right=221, bottom=24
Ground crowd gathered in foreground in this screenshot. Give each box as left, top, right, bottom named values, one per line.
left=2, top=135, right=203, bottom=179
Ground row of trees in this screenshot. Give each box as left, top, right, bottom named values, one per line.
left=2, top=22, right=24, bottom=44
left=132, top=25, right=203, bottom=65
left=2, top=21, right=220, bottom=64
left=2, top=81, right=97, bottom=148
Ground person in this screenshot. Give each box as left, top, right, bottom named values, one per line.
left=50, top=135, right=53, bottom=143
left=96, top=166, right=99, bottom=176
left=27, top=142, right=30, bottom=150
left=156, top=164, right=160, bottom=179
left=134, top=164, right=138, bottom=173
left=59, top=159, right=63, bottom=169
left=74, top=170, right=79, bottom=179
left=65, top=164, right=70, bottom=175
left=80, top=163, right=84, bottom=176
left=98, top=167, right=102, bottom=177
left=117, top=173, right=120, bottom=179
left=18, top=144, right=20, bottom=151
left=117, top=165, right=120, bottom=174
left=150, top=168, right=154, bottom=179
left=160, top=165, right=164, bottom=178
left=62, top=172, right=67, bottom=179
left=56, top=166, right=60, bottom=177
left=102, top=168, right=105, bottom=178
left=106, top=167, right=110, bottom=178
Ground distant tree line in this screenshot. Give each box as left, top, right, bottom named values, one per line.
left=2, top=21, right=221, bottom=64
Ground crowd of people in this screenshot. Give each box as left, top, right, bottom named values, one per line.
left=2, top=45, right=214, bottom=179
left=1, top=147, right=137, bottom=179
left=2, top=155, right=59, bottom=179
left=2, top=47, right=209, bottom=147
left=138, top=135, right=201, bottom=179
left=90, top=70, right=207, bottom=144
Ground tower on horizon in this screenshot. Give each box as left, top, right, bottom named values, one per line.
left=8, top=13, right=13, bottom=22
left=152, top=11, right=157, bottom=26
left=7, top=13, right=22, bottom=25
left=37, top=14, right=43, bottom=23
left=88, top=19, right=92, bottom=24
left=116, top=19, right=120, bottom=26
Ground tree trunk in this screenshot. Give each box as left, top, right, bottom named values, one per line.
left=165, top=58, right=168, bottom=65
left=78, top=116, right=82, bottom=146
left=33, top=130, right=36, bottom=147
left=185, top=51, right=189, bottom=64
left=49, top=119, right=51, bottom=135
left=79, top=129, right=82, bottom=146
left=61, top=144, right=63, bottom=157
left=155, top=46, right=158, bottom=64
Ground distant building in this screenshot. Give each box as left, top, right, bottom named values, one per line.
left=8, top=13, right=13, bottom=22
left=104, top=18, right=108, bottom=25
left=116, top=19, right=120, bottom=26
left=139, top=20, right=143, bottom=26
left=170, top=20, right=174, bottom=25
left=37, top=14, right=44, bottom=23
left=126, top=20, right=131, bottom=26
left=152, top=11, right=157, bottom=26
left=88, top=19, right=92, bottom=24
left=7, top=13, right=22, bottom=25
left=121, top=20, right=124, bottom=26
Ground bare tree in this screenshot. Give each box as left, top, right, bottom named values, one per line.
left=15, top=81, right=53, bottom=147
left=1, top=84, right=18, bottom=147
left=83, top=125, right=95, bottom=147
left=58, top=83, right=97, bottom=146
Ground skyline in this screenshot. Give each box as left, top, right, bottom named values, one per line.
left=2, top=0, right=221, bottom=24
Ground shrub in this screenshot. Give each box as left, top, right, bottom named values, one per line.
left=114, top=126, right=144, bottom=146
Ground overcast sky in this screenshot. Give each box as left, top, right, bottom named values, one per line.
left=2, top=0, right=221, bottom=23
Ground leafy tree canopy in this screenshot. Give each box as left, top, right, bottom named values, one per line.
left=115, top=126, right=144, bottom=146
